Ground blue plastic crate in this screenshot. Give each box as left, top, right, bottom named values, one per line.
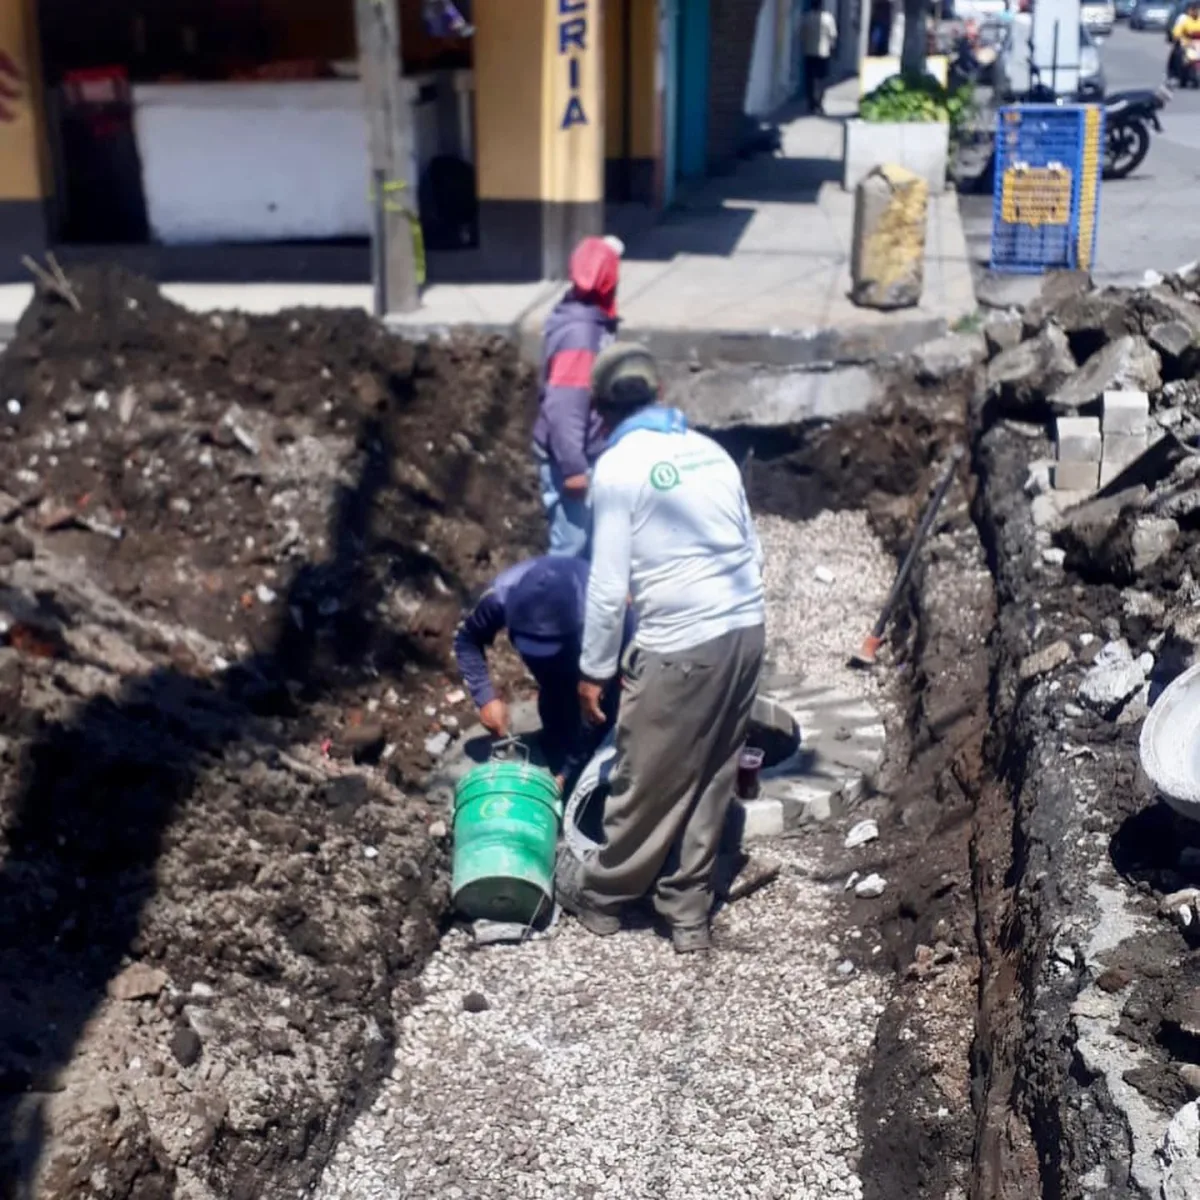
left=990, top=104, right=1105, bottom=273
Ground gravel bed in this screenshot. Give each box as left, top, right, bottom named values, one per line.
left=316, top=511, right=900, bottom=1200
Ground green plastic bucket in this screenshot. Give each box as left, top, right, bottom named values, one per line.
left=451, top=749, right=563, bottom=924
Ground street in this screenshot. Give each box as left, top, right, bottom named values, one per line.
left=963, top=23, right=1200, bottom=285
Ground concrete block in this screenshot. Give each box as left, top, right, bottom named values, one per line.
left=843, top=119, right=949, bottom=194
left=1053, top=460, right=1100, bottom=492
left=1056, top=416, right=1102, bottom=462
left=850, top=164, right=928, bottom=311
left=1102, top=390, right=1150, bottom=435
left=1099, top=459, right=1133, bottom=489
left=1103, top=431, right=1150, bottom=467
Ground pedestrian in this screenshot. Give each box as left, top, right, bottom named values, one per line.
left=452, top=555, right=633, bottom=791
left=533, top=235, right=624, bottom=559
left=801, top=0, right=839, bottom=114
left=556, top=343, right=767, bottom=954
left=1170, top=1, right=1200, bottom=83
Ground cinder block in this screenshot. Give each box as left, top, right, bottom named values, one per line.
left=1053, top=460, right=1100, bottom=492
left=1103, top=431, right=1150, bottom=467
left=1056, top=416, right=1102, bottom=463
left=1102, top=390, right=1150, bottom=436
left=1100, top=459, right=1132, bottom=489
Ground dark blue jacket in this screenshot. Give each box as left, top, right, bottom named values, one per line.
left=453, top=556, right=633, bottom=780
left=532, top=296, right=615, bottom=479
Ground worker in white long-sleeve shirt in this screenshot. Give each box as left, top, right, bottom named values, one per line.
left=555, top=342, right=766, bottom=954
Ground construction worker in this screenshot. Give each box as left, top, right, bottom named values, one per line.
left=453, top=555, right=632, bottom=789
left=555, top=343, right=766, bottom=953
left=532, top=235, right=623, bottom=558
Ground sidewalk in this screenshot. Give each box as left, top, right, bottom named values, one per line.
left=0, top=79, right=975, bottom=367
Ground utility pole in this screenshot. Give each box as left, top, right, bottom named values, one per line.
left=355, top=0, right=421, bottom=315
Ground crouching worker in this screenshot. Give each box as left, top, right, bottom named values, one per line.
left=453, top=555, right=632, bottom=790
left=556, top=343, right=767, bottom=954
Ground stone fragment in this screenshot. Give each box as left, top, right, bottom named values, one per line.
left=1022, top=269, right=1093, bottom=332
left=1130, top=516, right=1179, bottom=574
left=169, top=1026, right=203, bottom=1068
left=986, top=324, right=1076, bottom=417
left=462, top=991, right=490, bottom=1014
left=850, top=164, right=928, bottom=311
left=913, top=332, right=987, bottom=381
left=1049, top=337, right=1161, bottom=415
left=1056, top=416, right=1102, bottom=462
left=844, top=820, right=879, bottom=850
left=1160, top=1100, right=1200, bottom=1200
left=1053, top=288, right=1140, bottom=347
left=983, top=309, right=1023, bottom=357
left=1149, top=319, right=1195, bottom=367
left=108, top=963, right=169, bottom=1002
left=1096, top=965, right=1132, bottom=993
left=1019, top=640, right=1073, bottom=682
left=854, top=873, right=887, bottom=898
left=1077, top=640, right=1146, bottom=717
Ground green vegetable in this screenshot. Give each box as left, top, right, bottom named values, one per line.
left=859, top=73, right=975, bottom=132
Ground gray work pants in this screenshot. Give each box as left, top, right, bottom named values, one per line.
left=580, top=623, right=766, bottom=928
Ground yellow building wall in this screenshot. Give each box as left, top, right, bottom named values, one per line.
left=0, top=0, right=50, bottom=201
left=475, top=0, right=603, bottom=206
left=603, top=0, right=656, bottom=162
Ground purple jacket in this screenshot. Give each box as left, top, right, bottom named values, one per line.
left=531, top=296, right=615, bottom=479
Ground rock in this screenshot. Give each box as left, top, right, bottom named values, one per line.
left=1025, top=460, right=1053, bottom=497
left=1095, top=965, right=1133, bottom=993
left=169, top=1026, right=203, bottom=1068
left=340, top=722, right=387, bottom=765
left=424, top=731, right=452, bottom=758
left=907, top=944, right=936, bottom=980
left=1054, top=288, right=1140, bottom=349
left=1041, top=547, right=1066, bottom=566
left=844, top=820, right=879, bottom=850
left=1019, top=640, right=1073, bottom=682
left=1181, top=1064, right=1200, bottom=1099
left=854, top=873, right=887, bottom=898
left=1022, top=269, right=1093, bottom=333
left=1048, top=336, right=1162, bottom=415
left=1077, top=640, right=1147, bottom=717
left=850, top=164, right=928, bottom=311
left=1130, top=516, right=1179, bottom=574
left=1149, top=319, right=1196, bottom=369
left=429, top=820, right=448, bottom=840
left=983, top=309, right=1024, bottom=357
left=462, top=991, right=490, bottom=1014
left=1055, top=486, right=1151, bottom=582
left=1160, top=1100, right=1200, bottom=1200
left=108, top=962, right=169, bottom=1001
left=913, top=332, right=986, bottom=382
left=986, top=324, right=1076, bottom=417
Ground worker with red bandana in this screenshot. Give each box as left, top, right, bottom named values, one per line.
left=532, top=235, right=623, bottom=558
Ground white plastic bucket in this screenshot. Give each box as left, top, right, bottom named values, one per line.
left=1140, top=663, right=1200, bottom=824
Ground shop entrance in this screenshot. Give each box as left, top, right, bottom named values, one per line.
left=33, top=0, right=478, bottom=278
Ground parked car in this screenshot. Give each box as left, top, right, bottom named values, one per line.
left=1131, top=0, right=1176, bottom=28
left=1082, top=0, right=1118, bottom=35
left=994, top=15, right=1106, bottom=100
left=1116, top=0, right=1138, bottom=17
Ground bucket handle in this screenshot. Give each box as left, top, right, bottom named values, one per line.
left=490, top=735, right=530, bottom=763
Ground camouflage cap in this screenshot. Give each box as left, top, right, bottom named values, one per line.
left=591, top=341, right=659, bottom=405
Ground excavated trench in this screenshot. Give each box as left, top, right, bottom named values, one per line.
left=0, top=269, right=1173, bottom=1198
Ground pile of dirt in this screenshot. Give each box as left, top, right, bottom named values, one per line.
left=0, top=268, right=543, bottom=1198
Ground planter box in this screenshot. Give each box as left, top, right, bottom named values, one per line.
left=843, top=119, right=949, bottom=195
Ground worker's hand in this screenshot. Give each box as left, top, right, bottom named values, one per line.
left=562, top=473, right=589, bottom=498
left=479, top=698, right=510, bottom=739
left=579, top=681, right=607, bottom=727
left=554, top=774, right=565, bottom=793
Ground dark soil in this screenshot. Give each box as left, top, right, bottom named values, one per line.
left=0, top=268, right=543, bottom=1198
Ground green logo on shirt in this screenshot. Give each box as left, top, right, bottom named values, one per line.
left=649, top=462, right=681, bottom=491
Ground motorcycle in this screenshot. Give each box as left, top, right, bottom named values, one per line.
left=1169, top=36, right=1200, bottom=87
left=1102, top=88, right=1169, bottom=177
left=1026, top=76, right=1168, bottom=180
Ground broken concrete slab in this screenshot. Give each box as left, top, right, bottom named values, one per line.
left=912, top=331, right=987, bottom=382
left=667, top=363, right=881, bottom=430
left=1048, top=336, right=1162, bottom=415
left=983, top=309, right=1023, bottom=358
left=986, top=323, right=1076, bottom=417
left=1022, top=269, right=1094, bottom=333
